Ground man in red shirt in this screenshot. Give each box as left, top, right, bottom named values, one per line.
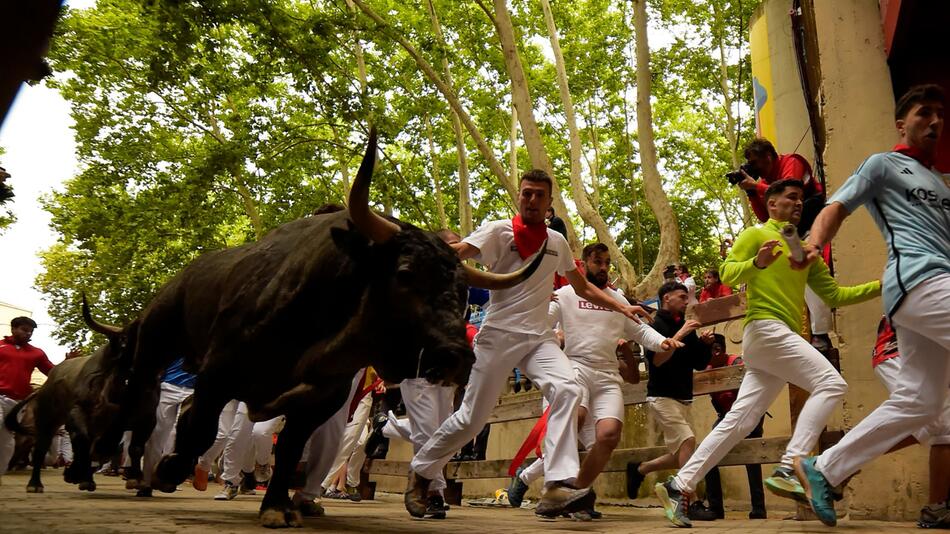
left=698, top=270, right=733, bottom=303
left=736, top=138, right=823, bottom=230
left=1, top=316, right=54, bottom=480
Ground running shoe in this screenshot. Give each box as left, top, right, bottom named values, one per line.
left=687, top=501, right=718, bottom=521
left=425, top=494, right=449, bottom=519
left=793, top=456, right=836, bottom=527
left=918, top=501, right=950, bottom=529
left=535, top=482, right=593, bottom=517
left=765, top=466, right=806, bottom=502
left=507, top=468, right=529, bottom=508
left=344, top=485, right=363, bottom=502
left=214, top=481, right=239, bottom=501
left=626, top=461, right=645, bottom=498
left=654, top=476, right=692, bottom=528
left=404, top=471, right=432, bottom=518
left=254, top=463, right=273, bottom=484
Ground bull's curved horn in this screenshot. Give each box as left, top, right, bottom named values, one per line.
left=463, top=239, right=548, bottom=290
left=81, top=293, right=123, bottom=337
left=348, top=127, right=400, bottom=243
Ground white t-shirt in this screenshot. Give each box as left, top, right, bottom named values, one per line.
left=549, top=285, right=668, bottom=371
left=681, top=276, right=698, bottom=306
left=463, top=220, right=576, bottom=335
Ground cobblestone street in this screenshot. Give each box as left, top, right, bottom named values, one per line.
left=0, top=470, right=925, bottom=533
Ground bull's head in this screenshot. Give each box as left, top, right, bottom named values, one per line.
left=332, top=128, right=543, bottom=386
left=81, top=295, right=137, bottom=400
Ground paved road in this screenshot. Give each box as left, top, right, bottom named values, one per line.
left=0, top=470, right=922, bottom=533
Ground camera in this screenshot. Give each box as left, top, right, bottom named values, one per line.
left=725, top=162, right=758, bottom=185
left=663, top=264, right=676, bottom=281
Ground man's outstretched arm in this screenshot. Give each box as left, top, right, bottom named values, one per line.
left=564, top=269, right=652, bottom=324
left=791, top=202, right=850, bottom=270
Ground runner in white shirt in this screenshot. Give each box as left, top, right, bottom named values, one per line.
left=508, top=243, right=681, bottom=518
left=404, top=170, right=651, bottom=519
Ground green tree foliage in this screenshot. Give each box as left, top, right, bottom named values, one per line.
left=39, top=0, right=759, bottom=346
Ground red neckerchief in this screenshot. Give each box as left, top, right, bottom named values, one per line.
left=893, top=144, right=934, bottom=168
left=511, top=214, right=547, bottom=260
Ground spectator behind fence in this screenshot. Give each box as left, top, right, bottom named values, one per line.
left=699, top=270, right=733, bottom=303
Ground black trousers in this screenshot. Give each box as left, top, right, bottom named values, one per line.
left=704, top=414, right=766, bottom=513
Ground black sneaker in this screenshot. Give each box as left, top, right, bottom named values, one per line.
left=364, top=413, right=390, bottom=460
left=508, top=468, right=529, bottom=508
left=687, top=501, right=718, bottom=521
left=918, top=501, right=950, bottom=529
left=626, top=461, right=645, bottom=498
left=749, top=508, right=767, bottom=519
left=425, top=494, right=449, bottom=519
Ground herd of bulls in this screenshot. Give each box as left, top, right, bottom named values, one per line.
left=3, top=128, right=544, bottom=528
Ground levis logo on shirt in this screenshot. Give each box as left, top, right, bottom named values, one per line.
left=577, top=300, right=611, bottom=312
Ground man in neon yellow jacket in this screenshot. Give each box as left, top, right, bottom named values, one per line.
left=654, top=179, right=881, bottom=528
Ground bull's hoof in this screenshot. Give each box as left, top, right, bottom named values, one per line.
left=63, top=466, right=80, bottom=484
left=286, top=509, right=304, bottom=528
left=153, top=479, right=178, bottom=494
left=79, top=480, right=97, bottom=492
left=125, top=478, right=142, bottom=490
left=154, top=453, right=191, bottom=492
left=295, top=500, right=325, bottom=517
left=260, top=508, right=290, bottom=529
left=26, top=484, right=44, bottom=493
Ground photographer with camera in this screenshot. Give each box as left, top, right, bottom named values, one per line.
left=730, top=139, right=834, bottom=351
left=729, top=139, right=824, bottom=234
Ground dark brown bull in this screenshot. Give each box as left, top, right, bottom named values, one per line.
left=3, top=299, right=134, bottom=493
left=113, top=128, right=542, bottom=527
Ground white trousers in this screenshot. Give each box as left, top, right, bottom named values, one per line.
left=674, top=319, right=847, bottom=492
left=297, top=371, right=362, bottom=501
left=805, top=286, right=833, bottom=335
left=875, top=358, right=950, bottom=446
left=0, top=395, right=18, bottom=475
left=246, top=417, right=282, bottom=469
left=197, top=399, right=253, bottom=484
left=321, top=391, right=372, bottom=489
left=411, top=327, right=581, bottom=483
left=382, top=378, right=455, bottom=493
left=519, top=362, right=619, bottom=486
left=52, top=426, right=73, bottom=464
left=817, top=274, right=950, bottom=486
left=143, top=382, right=194, bottom=486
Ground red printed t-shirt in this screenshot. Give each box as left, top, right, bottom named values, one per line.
left=0, top=336, right=54, bottom=400
left=749, top=154, right=823, bottom=222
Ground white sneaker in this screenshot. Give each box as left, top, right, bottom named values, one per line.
left=214, top=481, right=239, bottom=500
left=254, top=463, right=272, bottom=483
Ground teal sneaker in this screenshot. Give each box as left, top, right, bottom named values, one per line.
left=654, top=477, right=692, bottom=528
left=764, top=466, right=806, bottom=502
left=508, top=468, right=529, bottom=508
left=794, top=456, right=837, bottom=527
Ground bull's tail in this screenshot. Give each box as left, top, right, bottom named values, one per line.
left=3, top=390, right=38, bottom=435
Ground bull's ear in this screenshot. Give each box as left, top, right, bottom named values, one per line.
left=330, top=226, right=372, bottom=260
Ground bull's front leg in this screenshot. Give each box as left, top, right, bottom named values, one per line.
left=123, top=382, right=161, bottom=490
left=260, top=414, right=317, bottom=529
left=153, top=377, right=227, bottom=493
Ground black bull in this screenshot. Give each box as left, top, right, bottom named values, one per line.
left=108, top=129, right=543, bottom=528
left=3, top=299, right=133, bottom=494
